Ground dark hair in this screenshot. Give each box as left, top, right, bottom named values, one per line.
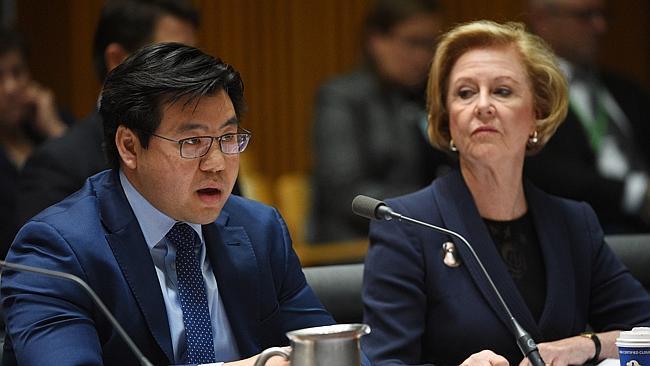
left=92, top=0, right=199, bottom=80
left=365, top=0, right=441, bottom=35
left=100, top=42, right=246, bottom=169
left=0, top=27, right=28, bottom=59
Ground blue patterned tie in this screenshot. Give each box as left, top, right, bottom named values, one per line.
left=166, top=223, right=216, bottom=364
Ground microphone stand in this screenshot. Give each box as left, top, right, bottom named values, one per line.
left=375, top=205, right=546, bottom=366
left=0, top=260, right=154, bottom=366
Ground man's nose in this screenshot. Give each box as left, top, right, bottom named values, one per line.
left=199, top=141, right=226, bottom=172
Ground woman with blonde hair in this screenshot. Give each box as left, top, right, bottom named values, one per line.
left=362, top=20, right=650, bottom=366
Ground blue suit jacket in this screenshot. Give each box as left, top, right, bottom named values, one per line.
left=1, top=170, right=335, bottom=365
left=362, top=170, right=650, bottom=366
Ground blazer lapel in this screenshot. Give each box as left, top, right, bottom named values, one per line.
left=97, top=171, right=174, bottom=362
left=525, top=182, right=576, bottom=340
left=433, top=171, right=542, bottom=339
left=204, top=211, right=261, bottom=357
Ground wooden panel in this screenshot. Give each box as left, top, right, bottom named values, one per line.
left=68, top=0, right=103, bottom=117
left=599, top=0, right=650, bottom=88
left=441, top=0, right=526, bottom=23
left=15, top=0, right=74, bottom=114
left=17, top=0, right=102, bottom=118
left=195, top=0, right=369, bottom=177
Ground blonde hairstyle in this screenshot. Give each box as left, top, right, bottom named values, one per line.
left=427, top=20, right=568, bottom=154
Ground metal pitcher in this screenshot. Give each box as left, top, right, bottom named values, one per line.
left=254, top=323, right=370, bottom=366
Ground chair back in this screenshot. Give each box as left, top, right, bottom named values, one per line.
left=605, top=234, right=650, bottom=292
left=303, top=263, right=364, bottom=323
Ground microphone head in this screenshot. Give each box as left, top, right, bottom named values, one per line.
left=352, top=195, right=387, bottom=220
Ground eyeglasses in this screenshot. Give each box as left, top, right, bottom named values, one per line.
left=146, top=128, right=252, bottom=158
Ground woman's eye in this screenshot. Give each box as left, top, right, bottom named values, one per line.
left=494, top=87, right=512, bottom=97
left=458, top=89, right=474, bottom=99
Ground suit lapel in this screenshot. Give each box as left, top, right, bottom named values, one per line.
left=204, top=211, right=261, bottom=357
left=433, top=171, right=542, bottom=339
left=97, top=171, right=174, bottom=362
left=525, top=182, right=576, bottom=340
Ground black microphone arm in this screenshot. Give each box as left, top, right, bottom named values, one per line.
left=0, top=260, right=154, bottom=366
left=352, top=195, right=545, bottom=366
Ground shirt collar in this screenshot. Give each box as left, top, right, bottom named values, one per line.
left=119, top=169, right=204, bottom=250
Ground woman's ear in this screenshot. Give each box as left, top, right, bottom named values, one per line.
left=115, top=125, right=139, bottom=170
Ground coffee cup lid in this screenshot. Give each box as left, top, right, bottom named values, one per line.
left=617, top=327, right=650, bottom=346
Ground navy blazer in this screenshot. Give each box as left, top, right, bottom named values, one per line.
left=362, top=170, right=650, bottom=366
left=1, top=170, right=335, bottom=365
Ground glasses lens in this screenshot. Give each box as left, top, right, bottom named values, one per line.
left=220, top=133, right=251, bottom=154
left=180, top=137, right=212, bottom=158
left=237, top=134, right=251, bottom=152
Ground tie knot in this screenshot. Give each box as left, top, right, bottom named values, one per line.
left=166, top=223, right=197, bottom=252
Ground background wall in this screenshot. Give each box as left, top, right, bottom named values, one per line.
left=15, top=0, right=650, bottom=180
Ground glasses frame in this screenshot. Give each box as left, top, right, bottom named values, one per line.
left=146, top=127, right=252, bottom=159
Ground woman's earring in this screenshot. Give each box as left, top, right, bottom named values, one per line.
left=528, top=130, right=539, bottom=145
left=449, top=139, right=458, bottom=152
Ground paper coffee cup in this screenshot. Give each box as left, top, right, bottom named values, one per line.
left=616, top=327, right=650, bottom=366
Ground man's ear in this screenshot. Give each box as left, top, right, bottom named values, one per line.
left=105, top=43, right=129, bottom=74
left=115, top=125, right=139, bottom=170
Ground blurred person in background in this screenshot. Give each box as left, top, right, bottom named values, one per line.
left=526, top=0, right=650, bottom=233
left=308, top=0, right=452, bottom=243
left=0, top=28, right=72, bottom=256
left=15, top=0, right=200, bottom=229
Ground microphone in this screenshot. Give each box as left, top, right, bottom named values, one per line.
left=352, top=195, right=546, bottom=366
left=0, top=260, right=154, bottom=366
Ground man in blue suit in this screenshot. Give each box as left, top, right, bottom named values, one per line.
left=1, top=43, right=335, bottom=365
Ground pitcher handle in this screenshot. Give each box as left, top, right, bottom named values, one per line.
left=254, top=347, right=291, bottom=366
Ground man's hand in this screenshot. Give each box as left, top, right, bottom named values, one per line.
left=461, top=350, right=509, bottom=366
